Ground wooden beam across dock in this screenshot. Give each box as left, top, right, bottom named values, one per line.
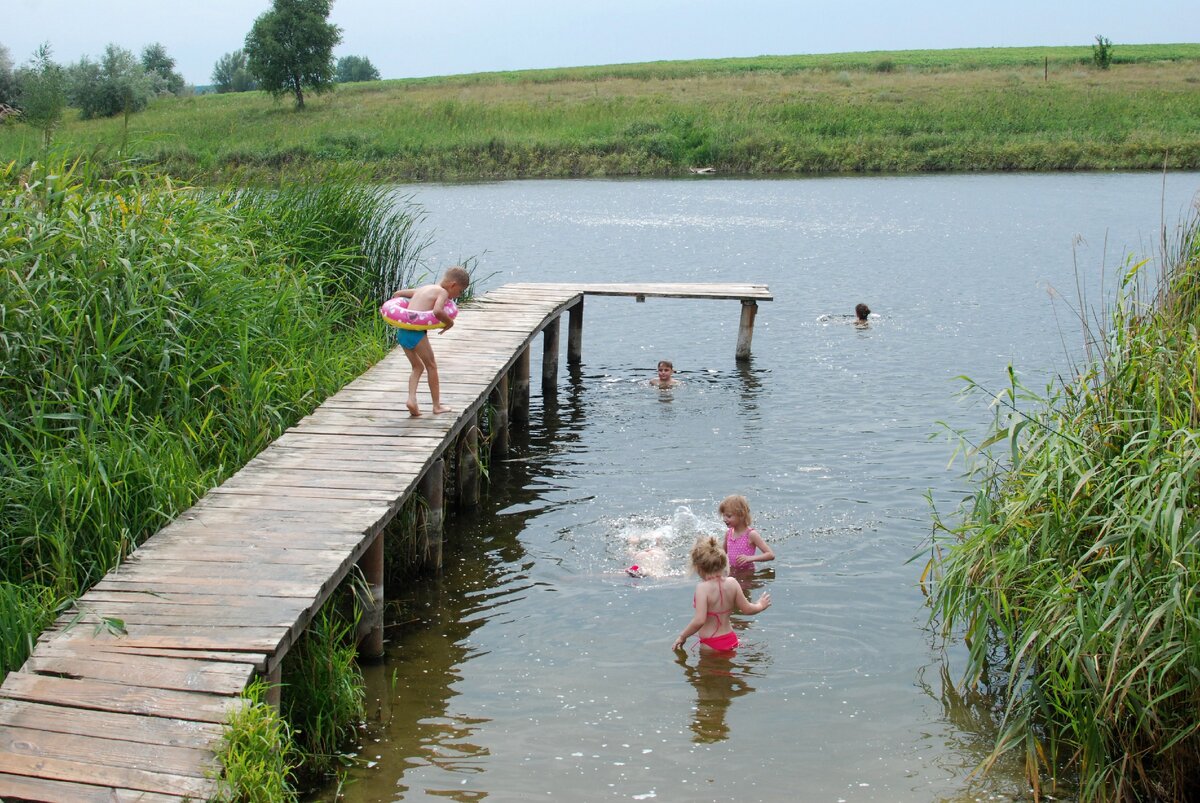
left=0, top=283, right=769, bottom=800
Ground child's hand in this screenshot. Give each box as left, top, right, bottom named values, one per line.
left=757, top=591, right=772, bottom=611
left=438, top=318, right=454, bottom=333
left=672, top=635, right=686, bottom=650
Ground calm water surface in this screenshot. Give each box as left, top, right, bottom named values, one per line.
left=329, top=174, right=1200, bottom=802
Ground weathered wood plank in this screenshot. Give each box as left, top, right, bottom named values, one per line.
left=24, top=648, right=253, bottom=695
left=0, top=673, right=244, bottom=724
left=0, top=699, right=222, bottom=747
left=0, top=772, right=193, bottom=802
left=0, top=750, right=215, bottom=798
left=0, top=723, right=216, bottom=777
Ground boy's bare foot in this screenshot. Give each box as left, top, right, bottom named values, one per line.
left=432, top=404, right=452, bottom=414
left=406, top=399, right=421, bottom=417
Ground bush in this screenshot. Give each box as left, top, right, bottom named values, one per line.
left=67, top=44, right=157, bottom=119
left=1093, top=35, right=1114, bottom=70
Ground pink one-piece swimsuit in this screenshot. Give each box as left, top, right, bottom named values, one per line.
left=725, top=527, right=758, bottom=568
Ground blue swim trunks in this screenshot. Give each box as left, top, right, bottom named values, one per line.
left=397, top=329, right=428, bottom=349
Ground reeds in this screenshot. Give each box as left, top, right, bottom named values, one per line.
left=927, top=209, right=1200, bottom=799
left=0, top=158, right=428, bottom=677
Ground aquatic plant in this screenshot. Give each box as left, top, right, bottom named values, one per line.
left=926, top=211, right=1200, bottom=799
left=216, top=678, right=300, bottom=802
left=0, top=157, right=427, bottom=678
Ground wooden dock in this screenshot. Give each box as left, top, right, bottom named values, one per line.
left=0, top=282, right=770, bottom=801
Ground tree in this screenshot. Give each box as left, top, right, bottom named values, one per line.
left=15, top=44, right=66, bottom=147
left=0, top=44, right=17, bottom=106
left=67, top=44, right=156, bottom=119
left=335, top=55, right=379, bottom=83
left=212, top=49, right=257, bottom=93
left=141, top=42, right=185, bottom=95
left=1092, top=35, right=1114, bottom=69
left=245, top=0, right=341, bottom=109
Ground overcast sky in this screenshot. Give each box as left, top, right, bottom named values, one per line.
left=5, top=0, right=1197, bottom=86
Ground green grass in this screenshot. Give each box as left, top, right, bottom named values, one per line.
left=216, top=679, right=300, bottom=802
left=2, top=44, right=1198, bottom=180
left=926, top=214, right=1200, bottom=799
left=0, top=158, right=428, bottom=678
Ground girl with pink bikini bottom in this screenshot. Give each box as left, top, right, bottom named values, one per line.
left=672, top=536, right=771, bottom=652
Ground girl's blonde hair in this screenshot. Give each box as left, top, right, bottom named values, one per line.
left=691, top=536, right=728, bottom=577
left=718, top=494, right=752, bottom=526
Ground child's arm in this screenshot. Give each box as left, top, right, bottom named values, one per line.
left=746, top=530, right=774, bottom=564
left=431, top=288, right=454, bottom=331
left=392, top=288, right=416, bottom=299
left=672, top=588, right=708, bottom=650
left=732, top=578, right=771, bottom=614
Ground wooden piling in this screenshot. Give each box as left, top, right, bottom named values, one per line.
left=358, top=532, right=385, bottom=659
left=567, top=299, right=584, bottom=365
left=490, top=374, right=510, bottom=459
left=456, top=421, right=481, bottom=508
left=736, top=300, right=758, bottom=362
left=511, top=346, right=531, bottom=425
left=418, top=458, right=445, bottom=568
left=542, top=317, right=560, bottom=394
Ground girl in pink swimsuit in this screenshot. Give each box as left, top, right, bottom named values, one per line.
left=672, top=536, right=771, bottom=652
left=719, top=495, right=775, bottom=571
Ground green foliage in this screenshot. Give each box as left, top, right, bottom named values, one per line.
left=0, top=44, right=16, bottom=106
left=140, top=42, right=185, bottom=95
left=1093, top=35, right=1114, bottom=70
left=280, top=606, right=365, bottom=779
left=14, top=43, right=66, bottom=147
left=216, top=679, right=300, bottom=802
left=0, top=158, right=428, bottom=677
left=212, top=50, right=257, bottom=93
left=927, top=218, right=1200, bottom=799
left=67, top=44, right=156, bottom=119
left=335, top=55, right=380, bottom=83
left=245, top=0, right=342, bottom=109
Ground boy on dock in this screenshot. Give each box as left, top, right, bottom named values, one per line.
left=391, top=265, right=470, bottom=417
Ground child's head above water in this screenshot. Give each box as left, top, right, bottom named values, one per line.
left=690, top=535, right=728, bottom=577
left=718, top=494, right=752, bottom=528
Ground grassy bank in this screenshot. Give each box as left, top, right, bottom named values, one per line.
left=927, top=215, right=1200, bottom=798
left=2, top=45, right=1199, bottom=180
left=0, top=159, right=428, bottom=680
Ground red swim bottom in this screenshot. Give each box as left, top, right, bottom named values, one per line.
left=698, top=631, right=739, bottom=651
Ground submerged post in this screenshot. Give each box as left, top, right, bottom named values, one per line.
left=567, top=298, right=584, bottom=365
left=358, top=531, right=385, bottom=659
left=736, top=300, right=758, bottom=361
left=511, top=347, right=531, bottom=425
left=418, top=458, right=445, bottom=568
left=490, top=374, right=510, bottom=459
left=542, top=317, right=561, bottom=394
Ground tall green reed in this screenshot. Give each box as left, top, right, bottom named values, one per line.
left=0, top=157, right=428, bottom=677
left=926, top=211, right=1200, bottom=800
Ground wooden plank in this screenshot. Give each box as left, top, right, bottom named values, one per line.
left=0, top=772, right=192, bottom=802
left=0, top=723, right=215, bottom=777
left=0, top=673, right=244, bottom=724
left=0, top=699, right=222, bottom=748
left=24, top=649, right=253, bottom=695
left=0, top=751, right=215, bottom=798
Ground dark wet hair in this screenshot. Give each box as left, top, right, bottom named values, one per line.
left=855, top=303, right=871, bottom=320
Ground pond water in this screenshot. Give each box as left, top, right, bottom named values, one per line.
left=328, top=173, right=1200, bottom=802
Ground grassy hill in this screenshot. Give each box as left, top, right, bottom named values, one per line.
left=3, top=44, right=1200, bottom=181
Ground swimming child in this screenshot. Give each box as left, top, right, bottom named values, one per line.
left=719, top=494, right=775, bottom=570
left=672, top=536, right=771, bottom=652
left=854, top=302, right=872, bottom=328
left=650, top=359, right=680, bottom=388
left=391, top=265, right=470, bottom=417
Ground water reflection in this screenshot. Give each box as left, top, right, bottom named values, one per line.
left=675, top=649, right=756, bottom=744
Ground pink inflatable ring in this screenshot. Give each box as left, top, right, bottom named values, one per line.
left=380, top=297, right=458, bottom=331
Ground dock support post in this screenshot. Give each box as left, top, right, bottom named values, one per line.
left=457, top=420, right=481, bottom=508
left=418, top=458, right=445, bottom=568
left=265, top=665, right=282, bottom=710
left=736, top=300, right=758, bottom=361
left=542, top=317, right=560, bottom=394
left=490, top=375, right=510, bottom=460
left=358, top=531, right=385, bottom=660
left=512, top=347, right=530, bottom=425
left=567, top=298, right=584, bottom=365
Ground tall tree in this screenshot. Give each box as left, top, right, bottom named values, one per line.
left=335, top=55, right=380, bottom=83
left=141, top=42, right=185, bottom=95
left=15, top=44, right=66, bottom=147
left=244, top=0, right=341, bottom=109
left=211, top=50, right=257, bottom=93
left=0, top=44, right=17, bottom=106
